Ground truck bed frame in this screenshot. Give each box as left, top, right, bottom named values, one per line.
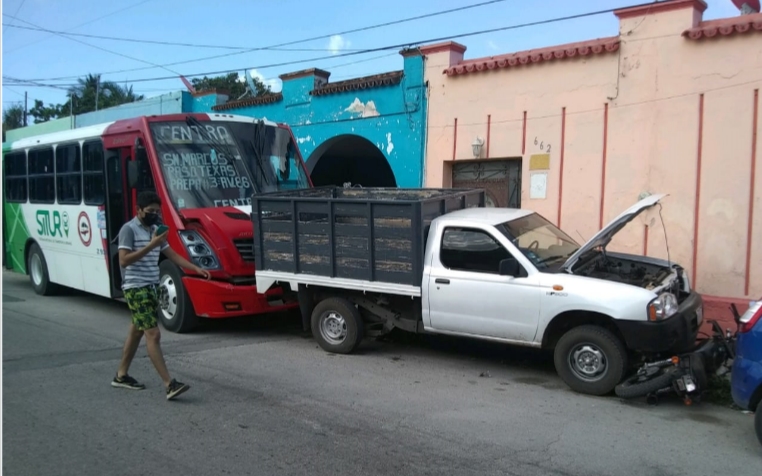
left=251, top=186, right=486, bottom=296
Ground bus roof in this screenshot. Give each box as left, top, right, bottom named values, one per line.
left=5, top=113, right=280, bottom=151
left=8, top=122, right=116, bottom=150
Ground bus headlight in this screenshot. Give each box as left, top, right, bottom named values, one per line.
left=648, top=293, right=678, bottom=321
left=179, top=230, right=221, bottom=270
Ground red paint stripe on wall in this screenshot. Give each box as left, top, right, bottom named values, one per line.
left=692, top=94, right=705, bottom=287
left=600, top=103, right=609, bottom=229
left=486, top=114, right=491, bottom=158
left=644, top=225, right=649, bottom=256
left=452, top=118, right=458, bottom=161
left=557, top=107, right=566, bottom=227
left=745, top=89, right=759, bottom=296
left=522, top=111, right=527, bottom=155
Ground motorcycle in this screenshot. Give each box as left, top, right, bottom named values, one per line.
left=615, top=316, right=736, bottom=405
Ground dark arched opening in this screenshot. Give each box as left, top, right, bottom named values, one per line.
left=307, top=134, right=397, bottom=187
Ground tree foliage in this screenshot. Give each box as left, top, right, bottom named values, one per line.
left=191, top=72, right=270, bottom=101
left=2, top=103, right=26, bottom=141
left=28, top=73, right=145, bottom=123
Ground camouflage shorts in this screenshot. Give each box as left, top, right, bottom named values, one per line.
left=124, top=285, right=159, bottom=331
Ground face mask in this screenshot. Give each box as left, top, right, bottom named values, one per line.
left=142, top=212, right=160, bottom=226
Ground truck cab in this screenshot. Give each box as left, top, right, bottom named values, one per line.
left=422, top=195, right=702, bottom=394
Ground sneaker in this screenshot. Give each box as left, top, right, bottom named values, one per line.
left=111, top=374, right=146, bottom=390
left=166, top=379, right=190, bottom=400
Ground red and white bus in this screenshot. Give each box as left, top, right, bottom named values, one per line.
left=2, top=113, right=312, bottom=332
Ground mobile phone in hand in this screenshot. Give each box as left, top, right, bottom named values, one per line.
left=155, top=225, right=169, bottom=235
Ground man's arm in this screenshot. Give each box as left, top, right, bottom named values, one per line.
left=118, top=226, right=165, bottom=268
left=161, top=246, right=211, bottom=280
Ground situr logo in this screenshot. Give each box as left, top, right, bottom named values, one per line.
left=36, top=210, right=69, bottom=238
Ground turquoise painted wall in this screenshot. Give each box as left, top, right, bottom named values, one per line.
left=196, top=51, right=427, bottom=187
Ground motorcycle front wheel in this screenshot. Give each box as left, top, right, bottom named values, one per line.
left=615, top=366, right=682, bottom=399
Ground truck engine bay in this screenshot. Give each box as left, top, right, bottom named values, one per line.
left=574, top=253, right=673, bottom=290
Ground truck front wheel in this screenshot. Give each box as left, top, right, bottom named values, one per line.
left=553, top=325, right=627, bottom=396
left=311, top=297, right=364, bottom=354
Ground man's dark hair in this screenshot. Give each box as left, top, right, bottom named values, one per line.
left=137, top=191, right=162, bottom=209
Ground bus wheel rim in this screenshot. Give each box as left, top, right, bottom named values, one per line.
left=30, top=254, right=43, bottom=286
left=159, top=275, right=178, bottom=321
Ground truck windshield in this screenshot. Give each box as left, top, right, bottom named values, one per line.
left=149, top=120, right=310, bottom=210
left=497, top=213, right=580, bottom=269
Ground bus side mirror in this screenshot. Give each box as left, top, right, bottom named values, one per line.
left=127, top=161, right=139, bottom=189
left=128, top=145, right=148, bottom=189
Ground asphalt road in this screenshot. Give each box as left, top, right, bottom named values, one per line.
left=3, top=270, right=761, bottom=476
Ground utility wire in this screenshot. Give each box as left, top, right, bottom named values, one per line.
left=26, top=3, right=640, bottom=86
left=16, top=0, right=513, bottom=82
left=3, top=0, right=151, bottom=54
left=5, top=0, right=26, bottom=30
left=4, top=15, right=184, bottom=78
left=3, top=52, right=401, bottom=92
left=2, top=23, right=369, bottom=52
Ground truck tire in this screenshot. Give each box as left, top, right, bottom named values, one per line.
left=311, top=297, right=364, bottom=354
left=27, top=243, right=59, bottom=296
left=614, top=366, right=681, bottom=399
left=157, top=260, right=199, bottom=333
left=553, top=325, right=627, bottom=396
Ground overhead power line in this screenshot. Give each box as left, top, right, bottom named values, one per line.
left=2, top=52, right=401, bottom=92
left=4, top=14, right=184, bottom=78
left=2, top=23, right=368, bottom=52
left=6, top=0, right=27, bottom=29
left=18, top=2, right=642, bottom=87
left=15, top=0, right=512, bottom=82
left=3, top=0, right=151, bottom=54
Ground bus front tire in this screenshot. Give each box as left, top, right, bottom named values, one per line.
left=157, top=260, right=199, bottom=333
left=27, top=243, right=59, bottom=296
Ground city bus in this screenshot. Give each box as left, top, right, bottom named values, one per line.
left=2, top=113, right=312, bottom=332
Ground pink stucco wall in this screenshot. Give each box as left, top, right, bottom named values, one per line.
left=422, top=0, right=762, bottom=324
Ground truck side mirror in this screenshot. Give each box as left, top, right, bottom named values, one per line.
left=499, top=257, right=521, bottom=277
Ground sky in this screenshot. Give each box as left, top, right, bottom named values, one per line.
left=1, top=0, right=743, bottom=116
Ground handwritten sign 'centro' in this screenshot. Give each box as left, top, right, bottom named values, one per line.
left=155, top=124, right=234, bottom=144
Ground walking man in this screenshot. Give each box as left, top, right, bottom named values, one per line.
left=111, top=191, right=211, bottom=400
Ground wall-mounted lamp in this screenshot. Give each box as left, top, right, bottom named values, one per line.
left=472, top=137, right=484, bottom=158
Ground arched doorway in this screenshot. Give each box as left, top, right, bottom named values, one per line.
left=307, top=134, right=397, bottom=187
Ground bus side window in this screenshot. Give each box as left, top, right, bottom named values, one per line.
left=56, top=143, right=82, bottom=205
left=83, top=141, right=105, bottom=205
left=4, top=151, right=28, bottom=203
left=28, top=147, right=55, bottom=204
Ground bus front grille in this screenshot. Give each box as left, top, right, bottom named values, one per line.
left=233, top=240, right=255, bottom=262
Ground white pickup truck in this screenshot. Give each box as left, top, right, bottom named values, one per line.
left=252, top=187, right=703, bottom=395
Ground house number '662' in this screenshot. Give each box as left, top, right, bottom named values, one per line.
left=534, top=137, right=552, bottom=153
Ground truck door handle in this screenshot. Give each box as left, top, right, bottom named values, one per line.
left=435, top=278, right=450, bottom=284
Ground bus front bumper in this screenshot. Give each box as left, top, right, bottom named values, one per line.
left=182, top=276, right=298, bottom=319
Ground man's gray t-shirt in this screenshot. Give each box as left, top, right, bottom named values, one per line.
left=118, top=217, right=168, bottom=290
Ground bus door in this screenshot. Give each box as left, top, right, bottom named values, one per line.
left=104, top=146, right=132, bottom=297
left=105, top=139, right=156, bottom=296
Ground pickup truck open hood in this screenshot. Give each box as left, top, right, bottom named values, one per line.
left=560, top=193, right=666, bottom=272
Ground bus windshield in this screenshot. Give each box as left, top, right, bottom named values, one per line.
left=149, top=120, right=310, bottom=210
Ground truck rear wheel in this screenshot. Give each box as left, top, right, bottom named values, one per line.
left=553, top=325, right=627, bottom=396
left=311, top=297, right=364, bottom=354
